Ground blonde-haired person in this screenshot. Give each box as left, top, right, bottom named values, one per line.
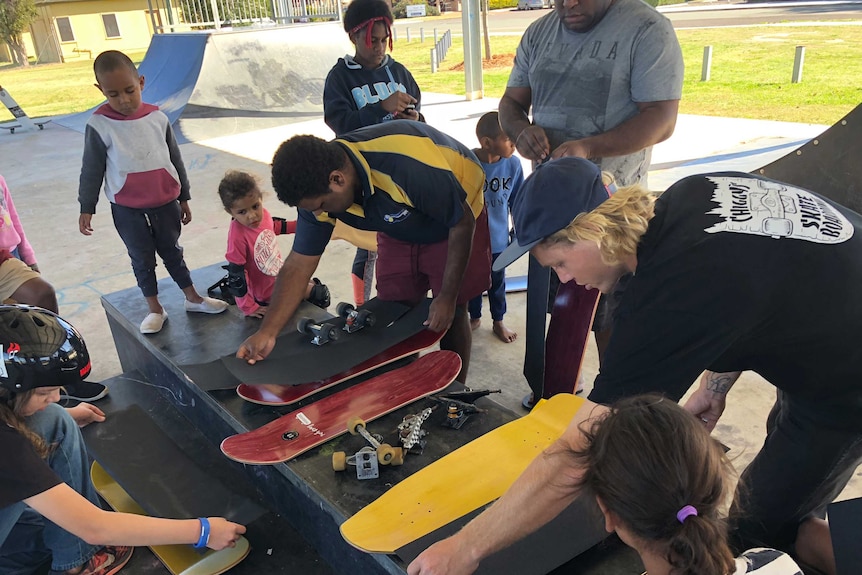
left=0, top=305, right=245, bottom=575
left=409, top=157, right=860, bottom=575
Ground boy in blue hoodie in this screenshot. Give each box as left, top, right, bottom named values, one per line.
left=323, top=0, right=423, bottom=306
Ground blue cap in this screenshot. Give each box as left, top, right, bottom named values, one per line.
left=492, top=157, right=610, bottom=271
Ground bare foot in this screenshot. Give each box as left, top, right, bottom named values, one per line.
left=470, top=318, right=481, bottom=331
left=492, top=321, right=517, bottom=343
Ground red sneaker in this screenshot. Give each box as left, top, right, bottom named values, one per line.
left=76, top=545, right=133, bottom=575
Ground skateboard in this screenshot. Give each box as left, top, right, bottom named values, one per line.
left=222, top=297, right=432, bottom=387
left=221, top=350, right=461, bottom=465
left=524, top=261, right=599, bottom=403
left=543, top=280, right=600, bottom=397
left=91, top=461, right=251, bottom=575
left=0, top=119, right=50, bottom=133
left=0, top=85, right=41, bottom=133
left=237, top=327, right=444, bottom=405
left=340, top=393, right=586, bottom=554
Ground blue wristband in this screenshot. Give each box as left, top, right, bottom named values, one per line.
left=193, top=517, right=210, bottom=549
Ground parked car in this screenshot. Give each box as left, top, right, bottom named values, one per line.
left=517, top=0, right=549, bottom=9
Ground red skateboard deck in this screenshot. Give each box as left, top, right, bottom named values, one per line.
left=237, top=328, right=444, bottom=406
left=542, top=281, right=600, bottom=398
left=220, top=351, right=461, bottom=465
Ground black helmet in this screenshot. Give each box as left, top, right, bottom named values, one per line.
left=0, top=305, right=91, bottom=393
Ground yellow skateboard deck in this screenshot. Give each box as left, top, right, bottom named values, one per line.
left=91, top=462, right=250, bottom=575
left=340, top=393, right=585, bottom=553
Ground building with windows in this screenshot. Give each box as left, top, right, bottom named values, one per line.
left=2, top=0, right=159, bottom=64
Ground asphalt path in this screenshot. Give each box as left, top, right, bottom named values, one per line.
left=393, top=1, right=862, bottom=35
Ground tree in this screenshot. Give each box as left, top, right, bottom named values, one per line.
left=0, top=0, right=37, bottom=67
left=481, top=0, right=491, bottom=61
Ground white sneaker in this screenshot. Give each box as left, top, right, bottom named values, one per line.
left=184, top=296, right=229, bottom=314
left=140, top=310, right=168, bottom=334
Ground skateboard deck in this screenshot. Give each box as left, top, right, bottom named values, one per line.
left=340, top=393, right=586, bottom=554
left=222, top=298, right=431, bottom=387
left=237, top=327, right=444, bottom=405
left=543, top=280, right=600, bottom=397
left=91, top=461, right=251, bottom=575
left=524, top=262, right=599, bottom=401
left=221, top=350, right=461, bottom=465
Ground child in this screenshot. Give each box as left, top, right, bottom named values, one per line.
left=77, top=50, right=227, bottom=335
left=0, top=305, right=245, bottom=575
left=573, top=395, right=803, bottom=575
left=323, top=0, right=422, bottom=306
left=0, top=175, right=39, bottom=272
left=468, top=112, right=523, bottom=343
left=218, top=170, right=329, bottom=318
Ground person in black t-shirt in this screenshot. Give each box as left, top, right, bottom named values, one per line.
left=0, top=305, right=245, bottom=575
left=407, top=157, right=859, bottom=575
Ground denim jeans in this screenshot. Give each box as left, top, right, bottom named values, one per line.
left=468, top=252, right=507, bottom=322
left=0, top=404, right=101, bottom=574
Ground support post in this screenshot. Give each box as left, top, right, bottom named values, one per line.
left=701, top=45, right=713, bottom=82
left=792, top=45, right=805, bottom=83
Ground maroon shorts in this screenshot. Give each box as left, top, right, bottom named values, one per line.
left=375, top=208, right=491, bottom=305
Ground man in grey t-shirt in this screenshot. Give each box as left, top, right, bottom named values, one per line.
left=499, top=0, right=683, bottom=187
left=500, top=0, right=684, bottom=385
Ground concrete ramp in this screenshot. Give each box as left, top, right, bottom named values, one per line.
left=755, top=103, right=862, bottom=212
left=55, top=23, right=351, bottom=143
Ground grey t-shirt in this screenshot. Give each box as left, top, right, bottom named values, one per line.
left=507, top=0, right=683, bottom=186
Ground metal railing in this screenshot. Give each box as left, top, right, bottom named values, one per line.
left=145, top=0, right=342, bottom=33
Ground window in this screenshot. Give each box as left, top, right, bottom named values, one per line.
left=102, top=14, right=121, bottom=38
left=56, top=17, right=75, bottom=42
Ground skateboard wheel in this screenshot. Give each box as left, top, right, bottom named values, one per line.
left=377, top=444, right=403, bottom=466
left=297, top=317, right=313, bottom=334
left=347, top=416, right=366, bottom=435
left=322, top=323, right=340, bottom=341
left=357, top=309, right=376, bottom=327
left=336, top=302, right=355, bottom=317
left=332, top=451, right=347, bottom=471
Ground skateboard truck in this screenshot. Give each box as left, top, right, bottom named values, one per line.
left=397, top=407, right=433, bottom=453
left=297, top=317, right=340, bottom=346
left=336, top=302, right=376, bottom=333
left=332, top=416, right=404, bottom=479
left=432, top=388, right=499, bottom=430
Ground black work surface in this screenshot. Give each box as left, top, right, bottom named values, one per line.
left=99, top=264, right=645, bottom=574
left=83, top=402, right=265, bottom=525
left=79, top=373, right=335, bottom=575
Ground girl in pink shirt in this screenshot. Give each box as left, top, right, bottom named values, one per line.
left=218, top=171, right=329, bottom=317
left=0, top=176, right=39, bottom=271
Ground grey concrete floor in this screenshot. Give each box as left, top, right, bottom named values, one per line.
left=1, top=93, right=858, bottom=510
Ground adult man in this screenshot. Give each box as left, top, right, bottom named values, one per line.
left=236, top=121, right=490, bottom=383
left=499, top=0, right=683, bottom=185
left=499, top=0, right=684, bottom=386
left=408, top=158, right=858, bottom=575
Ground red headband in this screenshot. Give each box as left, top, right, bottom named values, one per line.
left=348, top=16, right=393, bottom=51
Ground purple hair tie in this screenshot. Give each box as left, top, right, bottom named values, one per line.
left=676, top=505, right=698, bottom=524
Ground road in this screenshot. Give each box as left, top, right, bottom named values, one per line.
left=393, top=1, right=862, bottom=35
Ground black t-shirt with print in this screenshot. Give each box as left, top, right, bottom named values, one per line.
left=1, top=424, right=61, bottom=509
left=589, top=172, right=862, bottom=431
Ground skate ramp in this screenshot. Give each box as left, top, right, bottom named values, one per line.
left=54, top=23, right=351, bottom=143
left=754, top=103, right=862, bottom=212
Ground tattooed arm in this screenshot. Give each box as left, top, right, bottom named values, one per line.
left=683, top=371, right=742, bottom=432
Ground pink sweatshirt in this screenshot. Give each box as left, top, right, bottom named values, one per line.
left=0, top=176, right=36, bottom=265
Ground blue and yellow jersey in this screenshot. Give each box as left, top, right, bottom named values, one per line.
left=293, top=121, right=485, bottom=256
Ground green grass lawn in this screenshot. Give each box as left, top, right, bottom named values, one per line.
left=1, top=25, right=860, bottom=125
